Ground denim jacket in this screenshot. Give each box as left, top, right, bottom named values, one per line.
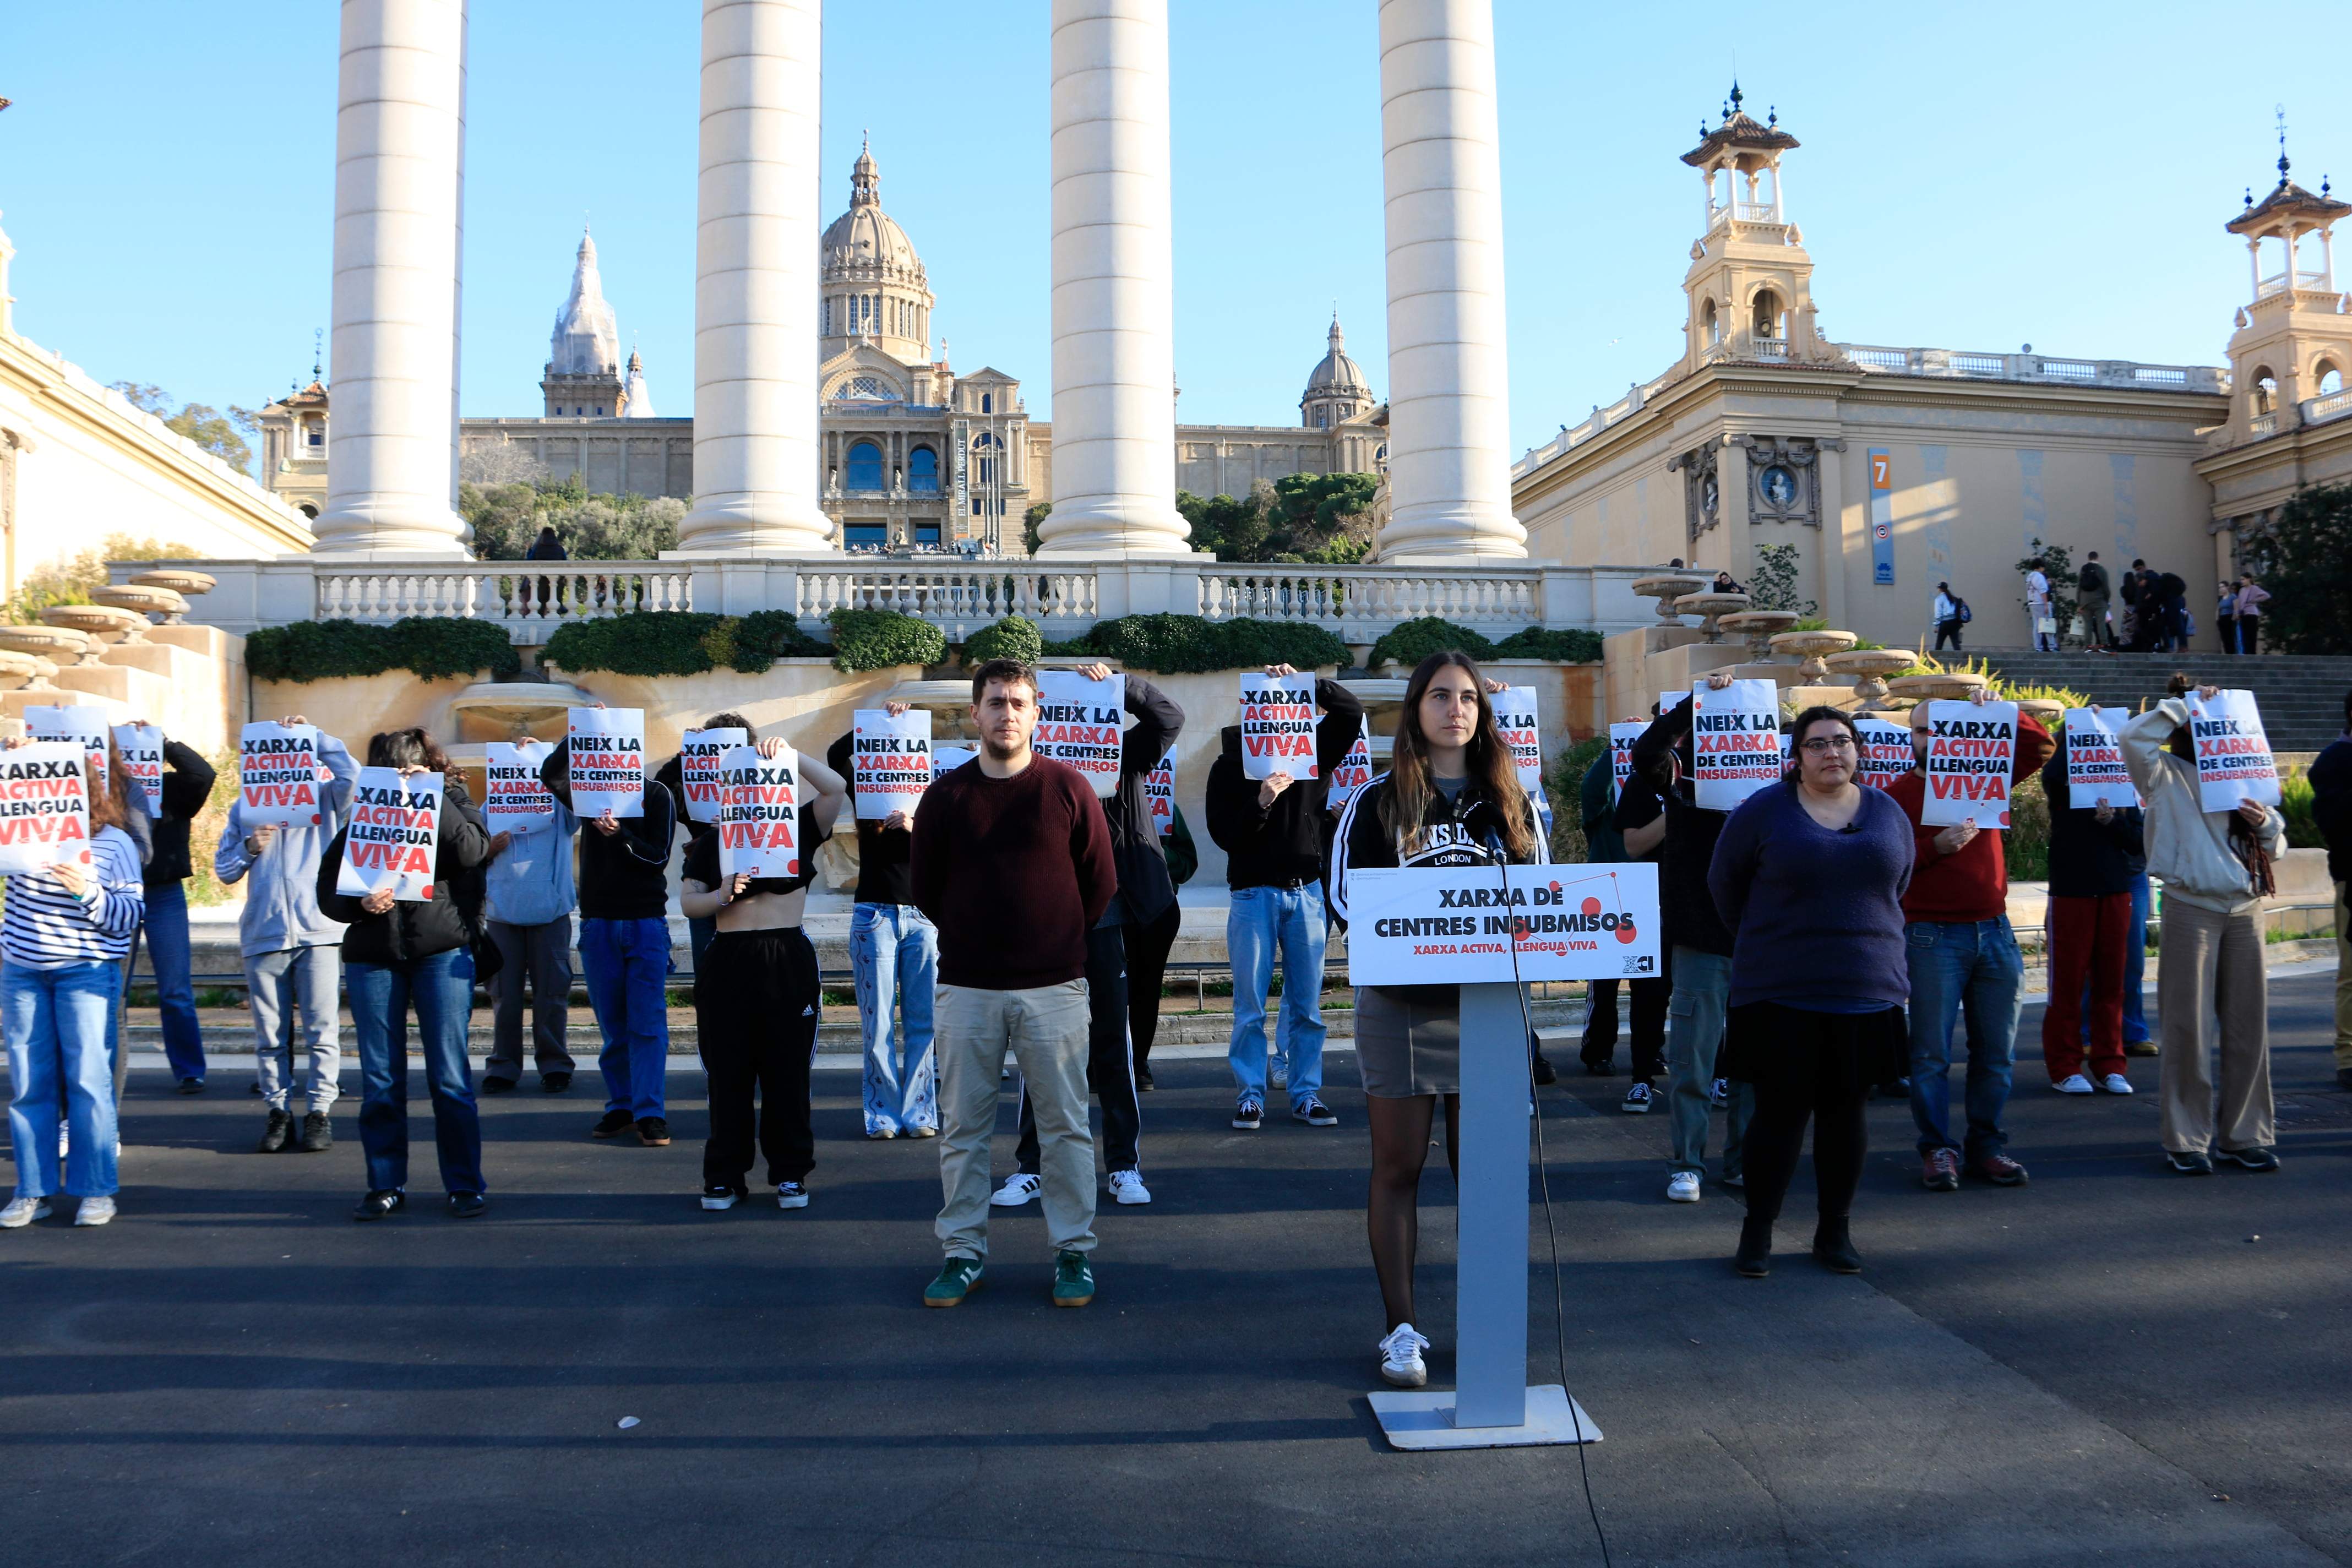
left=213, top=733, right=360, bottom=957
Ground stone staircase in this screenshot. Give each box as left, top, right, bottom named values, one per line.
left=1969, top=649, right=2352, bottom=752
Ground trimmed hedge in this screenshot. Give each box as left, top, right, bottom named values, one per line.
left=1492, top=626, right=1603, bottom=663
left=963, top=614, right=1044, bottom=667
left=246, top=618, right=520, bottom=683
left=542, top=610, right=825, bottom=677
left=1365, top=617, right=1603, bottom=671
left=827, top=608, right=947, bottom=673
left=1051, top=614, right=1352, bottom=673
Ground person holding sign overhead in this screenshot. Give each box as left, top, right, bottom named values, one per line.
left=480, top=737, right=577, bottom=1095
left=0, top=738, right=144, bottom=1229
left=654, top=712, right=753, bottom=972
left=1330, top=651, right=1546, bottom=1386
left=315, top=731, right=491, bottom=1221
left=114, top=722, right=214, bottom=1093
left=679, top=740, right=845, bottom=1212
left=829, top=704, right=943, bottom=1140
left=2038, top=717, right=2144, bottom=1095
left=2122, top=679, right=2286, bottom=1174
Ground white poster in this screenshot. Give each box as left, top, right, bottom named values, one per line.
left=1491, top=685, right=1543, bottom=793
left=1690, top=679, right=1782, bottom=810
left=1919, top=699, right=2021, bottom=830
left=25, top=704, right=111, bottom=789
left=1035, top=670, right=1125, bottom=798
left=483, top=742, right=557, bottom=829
left=1344, top=863, right=1663, bottom=985
left=335, top=767, right=442, bottom=902
left=1608, top=721, right=1647, bottom=802
left=1658, top=690, right=1691, bottom=714
left=852, top=709, right=934, bottom=821
left=567, top=707, right=647, bottom=819
left=676, top=726, right=747, bottom=825
left=0, top=741, right=93, bottom=875
left=237, top=721, right=326, bottom=830
left=1238, top=672, right=1320, bottom=781
left=1329, top=721, right=1375, bottom=809
left=2186, top=689, right=2281, bottom=813
left=716, top=745, right=799, bottom=880
left=1854, top=717, right=1912, bottom=792
left=112, top=723, right=165, bottom=817
left=933, top=745, right=977, bottom=777
left=2064, top=707, right=2141, bottom=810
left=1142, top=745, right=1176, bottom=836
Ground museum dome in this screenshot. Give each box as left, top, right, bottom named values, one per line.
left=1305, top=314, right=1371, bottom=400
left=821, top=138, right=927, bottom=288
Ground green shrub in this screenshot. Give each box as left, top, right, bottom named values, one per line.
left=730, top=610, right=827, bottom=671
left=2006, top=774, right=2051, bottom=881
left=1491, top=626, right=1604, bottom=663
left=246, top=618, right=520, bottom=683
left=827, top=608, right=948, bottom=673
left=542, top=610, right=824, bottom=677
left=1366, top=616, right=1496, bottom=670
left=1547, top=736, right=1609, bottom=864
left=2281, top=772, right=2323, bottom=850
left=963, top=614, right=1045, bottom=667
left=1056, top=614, right=1351, bottom=674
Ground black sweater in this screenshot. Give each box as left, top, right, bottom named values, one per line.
left=1098, top=674, right=1184, bottom=924
left=826, top=730, right=913, bottom=906
left=540, top=738, right=678, bottom=921
left=146, top=738, right=218, bottom=886
left=1622, top=703, right=1734, bottom=956
left=1205, top=676, right=1365, bottom=890
left=2038, top=750, right=2146, bottom=898
left=2307, top=738, right=2352, bottom=883
left=315, top=777, right=492, bottom=965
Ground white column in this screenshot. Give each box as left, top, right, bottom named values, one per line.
left=1037, top=0, right=1190, bottom=557
left=1375, top=0, right=1526, bottom=562
left=2323, top=225, right=2337, bottom=291
left=677, top=0, right=831, bottom=554
left=313, top=0, right=470, bottom=558
left=2248, top=237, right=2263, bottom=298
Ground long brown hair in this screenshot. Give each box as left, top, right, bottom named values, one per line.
left=1380, top=649, right=1534, bottom=858
left=86, top=736, right=129, bottom=834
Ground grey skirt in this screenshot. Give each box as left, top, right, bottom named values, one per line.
left=1354, top=986, right=1462, bottom=1098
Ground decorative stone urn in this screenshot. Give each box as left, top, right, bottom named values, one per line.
left=2017, top=698, right=2066, bottom=729
left=1673, top=591, right=1752, bottom=644
left=448, top=680, right=595, bottom=743
left=1717, top=609, right=1800, bottom=660
left=129, top=569, right=216, bottom=598
left=1630, top=574, right=1708, bottom=624
left=0, top=650, right=41, bottom=690
left=0, top=624, right=100, bottom=667
left=1768, top=628, right=1859, bottom=680
left=1885, top=672, right=1988, bottom=704
left=93, top=584, right=189, bottom=624
left=42, top=603, right=150, bottom=646
left=1823, top=649, right=1920, bottom=709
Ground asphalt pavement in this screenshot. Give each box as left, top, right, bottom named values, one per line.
left=2, top=972, right=2347, bottom=1567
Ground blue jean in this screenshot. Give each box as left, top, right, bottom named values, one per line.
left=348, top=948, right=482, bottom=1196
left=581, top=916, right=671, bottom=1119
left=1664, top=947, right=1750, bottom=1179
left=1227, top=882, right=1327, bottom=1104
left=851, top=902, right=938, bottom=1135
left=4, top=960, right=121, bottom=1199
left=134, top=880, right=204, bottom=1081
left=1905, top=917, right=2023, bottom=1159
left=2081, top=873, right=2150, bottom=1047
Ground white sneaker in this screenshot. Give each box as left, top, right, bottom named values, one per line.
left=74, top=1196, right=115, bottom=1227
left=2099, top=1073, right=2135, bottom=1095
left=1666, top=1170, right=1702, bottom=1203
left=57, top=1119, right=68, bottom=1158
left=1, top=1196, right=50, bottom=1228
left=1378, top=1323, right=1430, bottom=1388
left=990, top=1172, right=1042, bottom=1207
left=2054, top=1074, right=2094, bottom=1095
left=1108, top=1169, right=1152, bottom=1206
left=1270, top=1061, right=1288, bottom=1091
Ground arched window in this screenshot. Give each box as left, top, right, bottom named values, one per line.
left=1751, top=290, right=1783, bottom=340
left=2252, top=367, right=2278, bottom=415
left=972, top=431, right=1000, bottom=486
left=981, top=392, right=993, bottom=413
left=907, top=447, right=939, bottom=493
left=2317, top=360, right=2345, bottom=396
left=1702, top=298, right=1721, bottom=346
left=1316, top=408, right=1330, bottom=428
left=846, top=440, right=884, bottom=492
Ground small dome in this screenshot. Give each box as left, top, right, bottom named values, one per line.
left=549, top=225, right=620, bottom=378
left=623, top=349, right=656, bottom=419
left=821, top=137, right=927, bottom=287
left=1304, top=314, right=1371, bottom=400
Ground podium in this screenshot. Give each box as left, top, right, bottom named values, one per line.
left=1348, top=863, right=1658, bottom=1451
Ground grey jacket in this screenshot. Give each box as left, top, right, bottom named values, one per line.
left=213, top=733, right=362, bottom=957
left=2121, top=699, right=2285, bottom=915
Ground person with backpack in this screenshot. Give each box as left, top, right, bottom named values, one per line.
left=1932, top=582, right=1967, bottom=651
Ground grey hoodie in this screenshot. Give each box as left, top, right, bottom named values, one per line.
left=213, top=733, right=361, bottom=957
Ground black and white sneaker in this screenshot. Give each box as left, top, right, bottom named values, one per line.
left=776, top=1183, right=810, bottom=1210
left=700, top=1184, right=743, bottom=1211
left=1232, top=1097, right=1264, bottom=1130
left=2218, top=1146, right=2280, bottom=1172
left=1708, top=1077, right=1729, bottom=1108
left=1621, top=1082, right=1654, bottom=1114
left=2166, top=1150, right=2214, bottom=1175
left=1292, top=1098, right=1338, bottom=1127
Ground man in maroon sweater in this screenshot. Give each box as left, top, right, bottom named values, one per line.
left=910, top=657, right=1117, bottom=1309
left=1885, top=690, right=2054, bottom=1192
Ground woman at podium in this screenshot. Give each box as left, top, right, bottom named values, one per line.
left=1330, top=651, right=1547, bottom=1389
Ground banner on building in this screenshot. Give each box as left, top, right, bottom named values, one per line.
left=1238, top=672, right=1320, bottom=781
left=677, top=727, right=747, bottom=824
left=1690, top=679, right=1782, bottom=810
left=2063, top=707, right=2140, bottom=810
left=567, top=707, right=647, bottom=818
left=1035, top=670, right=1125, bottom=797
left=0, top=741, right=92, bottom=875
left=717, top=745, right=799, bottom=880
left=336, top=768, right=442, bottom=902
left=2185, top=689, right=2280, bottom=813
left=1919, top=699, right=2020, bottom=829
left=1344, top=863, right=1662, bottom=985
left=852, top=709, right=933, bottom=821
left=1868, top=448, right=1896, bottom=586
left=112, top=723, right=165, bottom=817
left=237, top=721, right=325, bottom=830
left=483, top=742, right=557, bottom=829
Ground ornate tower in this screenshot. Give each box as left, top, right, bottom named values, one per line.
left=818, top=138, right=935, bottom=372
left=542, top=225, right=625, bottom=417
left=1300, top=313, right=1374, bottom=430
left=2221, top=130, right=2350, bottom=444
left=622, top=349, right=657, bottom=419
left=1678, top=85, right=1831, bottom=371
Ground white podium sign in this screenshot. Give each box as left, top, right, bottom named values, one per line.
left=1344, top=863, right=1660, bottom=986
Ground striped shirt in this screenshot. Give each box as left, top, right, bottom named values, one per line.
left=2, top=825, right=145, bottom=969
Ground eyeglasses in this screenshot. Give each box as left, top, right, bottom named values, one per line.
left=1799, top=736, right=1856, bottom=754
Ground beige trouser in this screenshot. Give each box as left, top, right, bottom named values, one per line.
left=935, top=981, right=1096, bottom=1260
left=2155, top=899, right=2273, bottom=1154
left=2334, top=883, right=2352, bottom=1070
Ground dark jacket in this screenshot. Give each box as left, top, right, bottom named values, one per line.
left=539, top=738, right=678, bottom=921
left=1163, top=802, right=1199, bottom=889
left=1099, top=674, right=1185, bottom=924
left=2307, top=738, right=2352, bottom=883
left=1578, top=752, right=1627, bottom=863
left=526, top=532, right=568, bottom=562
left=145, top=738, right=218, bottom=886
left=2078, top=562, right=2111, bottom=598
left=2038, top=749, right=2146, bottom=898
left=314, top=776, right=492, bottom=965
left=1205, top=676, right=1365, bottom=890
left=1330, top=769, right=1548, bottom=1003
left=1622, top=700, right=1735, bottom=955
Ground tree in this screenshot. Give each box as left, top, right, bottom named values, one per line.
left=107, top=382, right=257, bottom=474
left=460, top=436, right=549, bottom=487
left=1022, top=501, right=1052, bottom=556
left=458, top=476, right=684, bottom=561
left=7, top=532, right=194, bottom=624
left=2016, top=538, right=2077, bottom=643
left=2241, top=482, right=2352, bottom=653
left=1747, top=542, right=1818, bottom=616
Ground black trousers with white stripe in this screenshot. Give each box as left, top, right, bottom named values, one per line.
left=694, top=927, right=819, bottom=1189
left=1015, top=922, right=1141, bottom=1175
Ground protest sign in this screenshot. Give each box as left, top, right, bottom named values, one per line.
left=2186, top=689, right=2280, bottom=813
left=716, top=745, right=799, bottom=880
left=1919, top=699, right=2020, bottom=829
left=25, top=705, right=110, bottom=788
left=1329, top=721, right=1374, bottom=809
left=1609, top=722, right=1647, bottom=802
left=238, top=721, right=325, bottom=830
left=676, top=727, right=746, bottom=824
left=0, top=741, right=93, bottom=875
left=1035, top=670, right=1125, bottom=797
left=1690, top=679, right=1782, bottom=810
left=1238, top=672, right=1320, bottom=781
left=483, top=742, right=557, bottom=829
left=335, top=768, right=442, bottom=902
left=567, top=707, right=646, bottom=818
left=1491, top=687, right=1543, bottom=793
left=1345, top=862, right=1662, bottom=986
left=1141, top=745, right=1177, bottom=835
left=852, top=709, right=933, bottom=821
left=112, top=723, right=164, bottom=816
left=933, top=745, right=976, bottom=777
left=1658, top=690, right=1691, bottom=713
left=2064, top=707, right=2141, bottom=810
left=1854, top=717, right=1912, bottom=792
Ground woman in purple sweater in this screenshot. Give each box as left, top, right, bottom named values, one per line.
left=1707, top=705, right=1913, bottom=1277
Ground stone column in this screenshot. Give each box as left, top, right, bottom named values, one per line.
left=1037, top=0, right=1191, bottom=557
left=313, top=0, right=470, bottom=558
left=677, top=0, right=831, bottom=554
left=1375, top=0, right=1526, bottom=562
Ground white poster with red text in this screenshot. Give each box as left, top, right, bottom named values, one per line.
left=1142, top=745, right=1176, bottom=835
left=1919, top=699, right=2020, bottom=829
left=677, top=727, right=746, bottom=824
left=25, top=705, right=110, bottom=790
left=335, top=768, right=442, bottom=902
left=1609, top=721, right=1647, bottom=802
left=1690, top=680, right=1781, bottom=810
left=1854, top=717, right=1912, bottom=792
left=717, top=745, right=799, bottom=879
left=1329, top=721, right=1374, bottom=809
left=0, top=741, right=93, bottom=875
left=237, top=721, right=325, bottom=830
left=852, top=709, right=933, bottom=821
left=483, top=742, right=557, bottom=830
left=567, top=707, right=646, bottom=819
left=2064, top=707, right=2141, bottom=810
left=1491, top=686, right=1543, bottom=793
left=1238, top=672, right=1320, bottom=781
left=112, top=723, right=164, bottom=817
left=2186, top=689, right=2280, bottom=813
left=1035, top=670, right=1125, bottom=797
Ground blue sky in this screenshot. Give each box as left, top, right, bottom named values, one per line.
left=3, top=2, right=2343, bottom=476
